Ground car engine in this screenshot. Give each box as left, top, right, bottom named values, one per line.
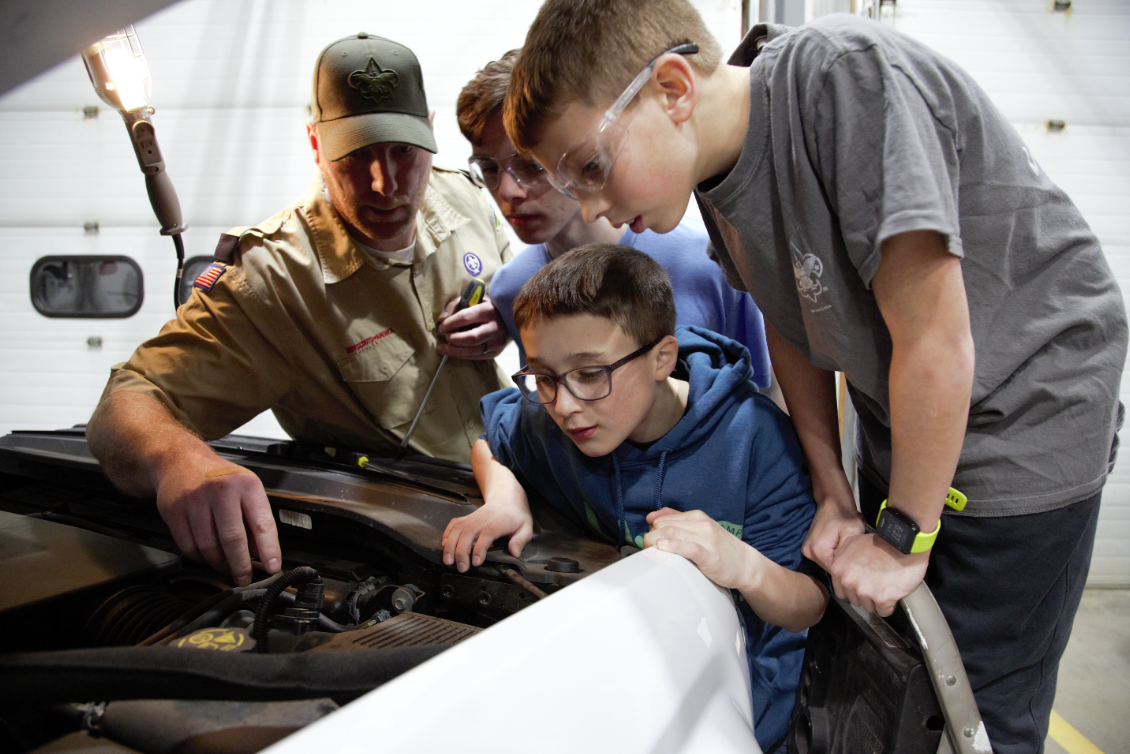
left=0, top=429, right=620, bottom=754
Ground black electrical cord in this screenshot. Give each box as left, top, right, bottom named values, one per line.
left=172, top=232, right=186, bottom=309
left=251, top=566, right=322, bottom=653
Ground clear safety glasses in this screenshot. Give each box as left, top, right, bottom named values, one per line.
left=547, top=42, right=698, bottom=200
left=468, top=153, right=548, bottom=190
left=512, top=338, right=661, bottom=405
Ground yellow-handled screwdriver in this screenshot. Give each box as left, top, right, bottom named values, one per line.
left=398, top=277, right=486, bottom=456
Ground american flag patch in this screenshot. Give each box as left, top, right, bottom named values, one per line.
left=193, top=262, right=227, bottom=292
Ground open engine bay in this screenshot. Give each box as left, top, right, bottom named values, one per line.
left=0, top=429, right=621, bottom=754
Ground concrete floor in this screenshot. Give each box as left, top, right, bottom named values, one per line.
left=1044, top=589, right=1130, bottom=754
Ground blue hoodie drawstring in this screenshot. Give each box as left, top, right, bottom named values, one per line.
left=614, top=450, right=670, bottom=547
left=653, top=450, right=669, bottom=511
left=612, top=454, right=626, bottom=546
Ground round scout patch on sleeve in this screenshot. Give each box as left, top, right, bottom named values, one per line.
left=463, top=252, right=483, bottom=277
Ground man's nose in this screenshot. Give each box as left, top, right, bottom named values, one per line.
left=370, top=154, right=397, bottom=196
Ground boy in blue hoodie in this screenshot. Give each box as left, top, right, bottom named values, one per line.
left=442, top=244, right=827, bottom=751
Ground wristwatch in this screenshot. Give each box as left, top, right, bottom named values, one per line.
left=874, top=488, right=967, bottom=555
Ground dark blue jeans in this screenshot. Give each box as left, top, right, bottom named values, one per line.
left=858, top=475, right=1101, bottom=754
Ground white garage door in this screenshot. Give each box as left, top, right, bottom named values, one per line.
left=884, top=0, right=1130, bottom=586
left=0, top=0, right=738, bottom=437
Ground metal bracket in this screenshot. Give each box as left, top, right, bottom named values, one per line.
left=899, top=584, right=991, bottom=754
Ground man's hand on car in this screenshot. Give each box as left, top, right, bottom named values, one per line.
left=441, top=497, right=533, bottom=573
left=436, top=298, right=509, bottom=359
left=155, top=454, right=281, bottom=587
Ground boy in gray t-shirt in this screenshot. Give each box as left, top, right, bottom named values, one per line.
left=506, top=3, right=1127, bottom=751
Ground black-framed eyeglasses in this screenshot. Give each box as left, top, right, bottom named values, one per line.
left=468, top=153, right=548, bottom=190
left=512, top=338, right=661, bottom=405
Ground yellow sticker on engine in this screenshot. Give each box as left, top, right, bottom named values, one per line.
left=175, top=628, right=248, bottom=651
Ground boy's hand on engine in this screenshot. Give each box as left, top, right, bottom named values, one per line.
left=442, top=500, right=533, bottom=573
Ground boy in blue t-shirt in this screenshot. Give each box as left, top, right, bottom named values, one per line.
left=442, top=244, right=827, bottom=750
left=456, top=51, right=771, bottom=387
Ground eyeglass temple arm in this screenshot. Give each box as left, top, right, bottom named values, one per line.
left=602, top=43, right=700, bottom=121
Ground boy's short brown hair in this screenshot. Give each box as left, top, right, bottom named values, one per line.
left=504, top=0, right=722, bottom=153
left=514, top=244, right=676, bottom=348
left=456, top=50, right=519, bottom=144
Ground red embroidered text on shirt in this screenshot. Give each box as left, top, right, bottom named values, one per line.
left=346, top=328, right=394, bottom=355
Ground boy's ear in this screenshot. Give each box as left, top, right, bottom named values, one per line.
left=651, top=54, right=696, bottom=126
left=653, top=334, right=681, bottom=379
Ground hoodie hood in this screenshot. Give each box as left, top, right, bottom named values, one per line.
left=482, top=325, right=790, bottom=550
left=618, top=325, right=757, bottom=462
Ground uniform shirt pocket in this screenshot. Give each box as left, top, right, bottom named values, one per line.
left=336, top=331, right=420, bottom=429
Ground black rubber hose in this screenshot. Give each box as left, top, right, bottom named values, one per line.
left=0, top=645, right=449, bottom=706
left=160, top=589, right=268, bottom=643
left=252, top=566, right=322, bottom=652
left=83, top=586, right=195, bottom=647
left=139, top=573, right=283, bottom=647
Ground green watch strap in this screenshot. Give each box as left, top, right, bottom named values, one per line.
left=877, top=499, right=942, bottom=553
left=876, top=486, right=964, bottom=553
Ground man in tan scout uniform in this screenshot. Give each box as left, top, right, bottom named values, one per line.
left=87, top=33, right=513, bottom=586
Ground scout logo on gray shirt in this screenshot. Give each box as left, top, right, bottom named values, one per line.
left=349, top=58, right=399, bottom=103
left=791, top=243, right=827, bottom=304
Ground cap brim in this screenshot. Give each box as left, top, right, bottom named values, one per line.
left=319, top=112, right=438, bottom=161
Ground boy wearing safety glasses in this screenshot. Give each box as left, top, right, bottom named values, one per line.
left=504, top=1, right=1127, bottom=751
left=456, top=51, right=772, bottom=385
left=442, top=244, right=827, bottom=752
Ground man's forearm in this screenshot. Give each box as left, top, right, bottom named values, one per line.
left=87, top=390, right=214, bottom=497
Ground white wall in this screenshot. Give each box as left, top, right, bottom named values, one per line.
left=861, top=0, right=1130, bottom=586
left=0, top=0, right=735, bottom=441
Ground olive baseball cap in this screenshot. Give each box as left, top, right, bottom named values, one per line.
left=310, top=32, right=437, bottom=161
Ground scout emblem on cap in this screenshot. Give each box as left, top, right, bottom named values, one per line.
left=349, top=58, right=399, bottom=103
left=463, top=253, right=483, bottom=277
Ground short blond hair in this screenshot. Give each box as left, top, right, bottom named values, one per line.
left=456, top=50, right=519, bottom=145
left=504, top=0, right=722, bottom=153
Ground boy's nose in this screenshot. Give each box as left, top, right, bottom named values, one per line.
left=551, top=385, right=583, bottom=416
left=578, top=194, right=610, bottom=224
left=496, top=169, right=527, bottom=203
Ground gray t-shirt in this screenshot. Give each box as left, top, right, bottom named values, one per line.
left=696, top=15, right=1127, bottom=516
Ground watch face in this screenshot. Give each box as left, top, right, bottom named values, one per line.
left=876, top=506, right=919, bottom=554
